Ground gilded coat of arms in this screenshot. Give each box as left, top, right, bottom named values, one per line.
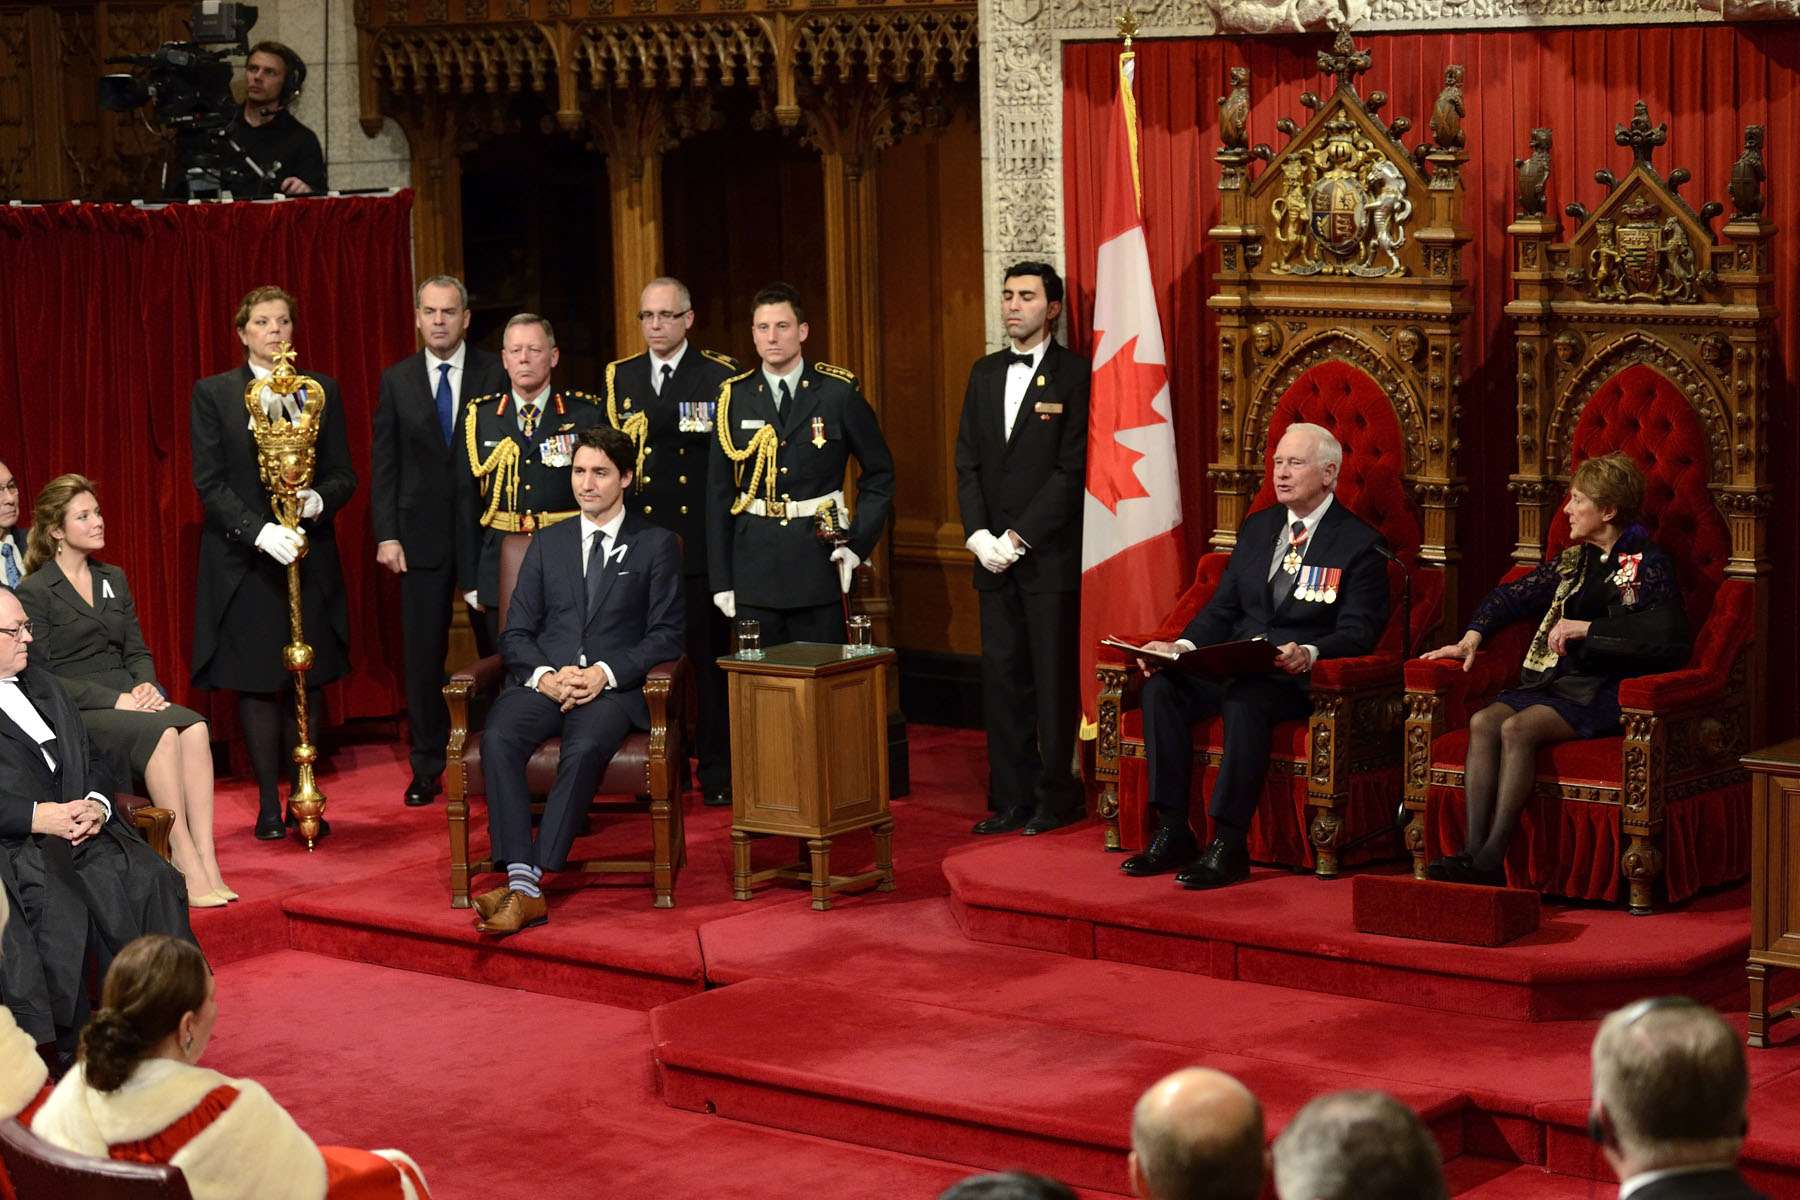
left=1271, top=118, right=1412, bottom=277
left=1589, top=198, right=1699, bottom=303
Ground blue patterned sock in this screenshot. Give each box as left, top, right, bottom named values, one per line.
left=507, top=864, right=543, bottom=898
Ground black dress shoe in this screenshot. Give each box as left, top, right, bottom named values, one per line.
left=284, top=810, right=331, bottom=839
left=1425, top=853, right=1471, bottom=882
left=1439, top=857, right=1507, bottom=887
left=971, top=806, right=1032, bottom=835
left=1022, top=805, right=1084, bottom=836
left=1120, top=825, right=1200, bottom=876
left=404, top=776, right=440, bottom=807
left=703, top=787, right=733, bottom=808
left=254, top=812, right=286, bottom=841
left=1176, top=838, right=1251, bottom=889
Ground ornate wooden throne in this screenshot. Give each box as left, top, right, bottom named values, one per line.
left=1402, top=104, right=1776, bottom=913
left=1094, top=36, right=1466, bottom=877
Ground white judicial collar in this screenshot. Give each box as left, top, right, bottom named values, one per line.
left=0, top=677, right=56, bottom=769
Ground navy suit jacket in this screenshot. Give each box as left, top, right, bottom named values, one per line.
left=1181, top=498, right=1388, bottom=671
left=497, top=512, right=686, bottom=727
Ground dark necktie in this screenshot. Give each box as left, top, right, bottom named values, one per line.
left=1006, top=351, right=1034, bottom=369
left=521, top=403, right=541, bottom=441
left=776, top=379, right=791, bottom=414
left=586, top=531, right=607, bottom=620
left=658, top=363, right=673, bottom=395
left=1270, top=519, right=1307, bottom=608
left=435, top=362, right=455, bottom=446
left=0, top=543, right=17, bottom=588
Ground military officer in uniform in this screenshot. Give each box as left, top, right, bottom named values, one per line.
left=606, top=277, right=741, bottom=808
left=459, top=313, right=603, bottom=644
left=708, top=282, right=895, bottom=646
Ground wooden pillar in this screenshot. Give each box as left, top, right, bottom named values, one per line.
left=589, top=94, right=672, bottom=357
left=392, top=106, right=465, bottom=285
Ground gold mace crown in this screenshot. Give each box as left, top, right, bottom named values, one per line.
left=243, top=341, right=327, bottom=504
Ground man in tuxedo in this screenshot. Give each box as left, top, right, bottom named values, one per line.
left=1129, top=1068, right=1265, bottom=1200
left=955, top=263, right=1089, bottom=837
left=459, top=314, right=604, bottom=647
left=1589, top=998, right=1769, bottom=1200
left=1271, top=1091, right=1445, bottom=1200
left=472, top=426, right=684, bottom=936
left=372, top=275, right=508, bottom=808
left=0, top=462, right=24, bottom=588
left=708, top=282, right=895, bottom=646
left=1122, top=422, right=1387, bottom=889
left=0, top=587, right=192, bottom=1061
left=605, top=277, right=740, bottom=808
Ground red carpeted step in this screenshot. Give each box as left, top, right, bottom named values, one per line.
left=650, top=977, right=1467, bottom=1193
left=1446, top=1159, right=1595, bottom=1198
left=943, top=834, right=1750, bottom=1021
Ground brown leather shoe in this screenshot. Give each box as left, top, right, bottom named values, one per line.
left=472, top=885, right=512, bottom=922
left=476, top=890, right=547, bottom=936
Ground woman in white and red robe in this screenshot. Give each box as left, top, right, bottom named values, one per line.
left=1, top=886, right=54, bottom=1200
left=29, top=934, right=429, bottom=1200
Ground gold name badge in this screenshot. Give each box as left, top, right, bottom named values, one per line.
left=1034, top=401, right=1064, bottom=414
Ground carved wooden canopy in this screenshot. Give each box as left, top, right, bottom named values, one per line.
left=1504, top=104, right=1776, bottom=576
left=1208, top=34, right=1473, bottom=610
left=354, top=0, right=976, bottom=137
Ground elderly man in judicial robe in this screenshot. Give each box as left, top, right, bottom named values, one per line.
left=0, top=585, right=192, bottom=1060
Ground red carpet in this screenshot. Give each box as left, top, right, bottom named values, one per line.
left=168, top=726, right=1800, bottom=1199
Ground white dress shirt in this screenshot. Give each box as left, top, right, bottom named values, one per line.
left=423, top=339, right=468, bottom=403
left=1003, top=339, right=1048, bottom=440
left=763, top=361, right=804, bottom=412
left=650, top=341, right=689, bottom=393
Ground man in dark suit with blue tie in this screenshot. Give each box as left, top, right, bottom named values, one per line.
left=0, top=461, right=23, bottom=588
left=371, top=276, right=509, bottom=808
left=956, top=263, right=1090, bottom=836
left=1122, top=423, right=1387, bottom=889
left=472, top=426, right=685, bottom=936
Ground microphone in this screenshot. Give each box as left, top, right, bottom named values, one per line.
left=1372, top=540, right=1401, bottom=563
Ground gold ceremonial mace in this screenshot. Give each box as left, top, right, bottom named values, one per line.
left=242, top=342, right=328, bottom=849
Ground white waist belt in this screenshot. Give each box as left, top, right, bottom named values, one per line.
left=739, top=489, right=846, bottom=520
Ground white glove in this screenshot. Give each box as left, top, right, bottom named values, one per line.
left=830, top=547, right=860, bottom=594
left=713, top=590, right=736, bottom=619
left=965, top=530, right=1014, bottom=574
left=463, top=589, right=484, bottom=611
left=254, top=523, right=305, bottom=565
left=297, top=488, right=324, bottom=520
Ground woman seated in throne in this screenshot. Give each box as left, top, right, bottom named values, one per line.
left=1420, top=452, right=1692, bottom=886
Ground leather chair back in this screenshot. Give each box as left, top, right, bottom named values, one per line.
left=0, top=1118, right=192, bottom=1200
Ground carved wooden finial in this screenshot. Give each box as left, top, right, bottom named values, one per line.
left=1316, top=29, right=1371, bottom=93
left=1615, top=99, right=1667, bottom=169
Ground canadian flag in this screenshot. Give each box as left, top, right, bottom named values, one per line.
left=1079, top=48, right=1185, bottom=725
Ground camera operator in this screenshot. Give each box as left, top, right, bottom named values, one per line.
left=229, top=41, right=324, bottom=196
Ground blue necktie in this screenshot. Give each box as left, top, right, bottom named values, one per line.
left=435, top=362, right=455, bottom=446
left=1, top=543, right=18, bottom=588
left=586, top=532, right=607, bottom=621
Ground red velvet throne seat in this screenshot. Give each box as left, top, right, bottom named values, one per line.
left=1092, top=39, right=1470, bottom=879
left=1401, top=107, right=1775, bottom=914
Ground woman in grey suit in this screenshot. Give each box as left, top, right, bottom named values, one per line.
left=16, top=475, right=231, bottom=906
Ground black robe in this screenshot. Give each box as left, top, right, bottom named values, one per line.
left=0, top=667, right=193, bottom=1045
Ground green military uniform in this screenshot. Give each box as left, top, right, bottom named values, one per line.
left=458, top=387, right=604, bottom=608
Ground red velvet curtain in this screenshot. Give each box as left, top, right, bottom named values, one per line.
left=0, top=196, right=417, bottom=729
left=1063, top=24, right=1800, bottom=734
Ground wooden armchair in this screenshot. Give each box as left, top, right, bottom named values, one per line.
left=0, top=1119, right=190, bottom=1200
left=444, top=533, right=690, bottom=909
left=1402, top=107, right=1775, bottom=913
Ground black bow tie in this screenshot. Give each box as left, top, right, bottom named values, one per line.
left=1006, top=351, right=1035, bottom=370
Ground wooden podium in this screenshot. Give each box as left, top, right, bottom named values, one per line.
left=720, top=641, right=896, bottom=910
left=1744, top=739, right=1800, bottom=1047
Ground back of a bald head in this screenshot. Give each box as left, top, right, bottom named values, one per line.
left=1131, top=1068, right=1265, bottom=1200
left=1271, top=1090, right=1445, bottom=1200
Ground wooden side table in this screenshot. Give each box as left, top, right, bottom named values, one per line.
left=720, top=641, right=896, bottom=910
left=1744, top=739, right=1800, bottom=1047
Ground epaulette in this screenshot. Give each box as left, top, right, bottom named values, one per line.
left=701, top=348, right=740, bottom=371
left=565, top=389, right=601, bottom=405
left=469, top=390, right=507, bottom=409
left=815, top=362, right=858, bottom=386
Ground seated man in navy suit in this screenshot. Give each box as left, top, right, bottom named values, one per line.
left=473, top=425, right=685, bottom=936
left=1122, top=422, right=1387, bottom=890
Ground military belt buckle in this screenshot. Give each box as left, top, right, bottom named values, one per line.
left=766, top=499, right=787, bottom=519
left=522, top=512, right=538, bottom=532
